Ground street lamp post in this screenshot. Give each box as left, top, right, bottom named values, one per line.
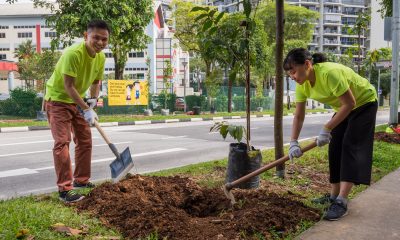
left=181, top=58, right=188, bottom=113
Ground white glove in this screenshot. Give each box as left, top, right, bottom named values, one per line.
left=86, top=98, right=98, bottom=109
left=289, top=140, right=303, bottom=161
left=317, top=127, right=332, bottom=147
left=83, top=108, right=98, bottom=126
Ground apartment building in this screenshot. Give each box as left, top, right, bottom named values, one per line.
left=0, top=1, right=191, bottom=97
left=286, top=0, right=372, bottom=60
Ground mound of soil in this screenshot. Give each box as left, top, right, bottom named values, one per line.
left=374, top=132, right=400, bottom=144
left=77, top=175, right=320, bottom=239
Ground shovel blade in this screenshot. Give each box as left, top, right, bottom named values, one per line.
left=110, top=147, right=133, bottom=183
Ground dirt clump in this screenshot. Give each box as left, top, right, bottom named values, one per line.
left=374, top=132, right=400, bottom=144
left=77, top=175, right=320, bottom=239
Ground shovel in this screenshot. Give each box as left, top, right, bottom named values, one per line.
left=94, top=121, right=134, bottom=183
left=223, top=141, right=317, bottom=205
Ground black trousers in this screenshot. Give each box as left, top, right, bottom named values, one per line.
left=328, top=101, right=378, bottom=185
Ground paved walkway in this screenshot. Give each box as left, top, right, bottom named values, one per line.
left=297, top=168, right=400, bottom=240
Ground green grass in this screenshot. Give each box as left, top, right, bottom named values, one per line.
left=0, top=193, right=121, bottom=239
left=1, top=124, right=398, bottom=239
left=0, top=108, right=328, bottom=128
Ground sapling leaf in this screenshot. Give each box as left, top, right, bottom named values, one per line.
left=220, top=124, right=229, bottom=139
left=236, top=126, right=243, bottom=142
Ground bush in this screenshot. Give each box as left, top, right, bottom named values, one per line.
left=96, top=97, right=147, bottom=115
left=0, top=88, right=41, bottom=117
left=156, top=93, right=177, bottom=111
left=185, top=95, right=206, bottom=111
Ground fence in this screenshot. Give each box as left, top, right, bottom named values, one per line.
left=0, top=86, right=274, bottom=118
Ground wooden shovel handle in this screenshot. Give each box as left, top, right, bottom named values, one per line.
left=94, top=120, right=112, bottom=145
left=226, top=141, right=317, bottom=190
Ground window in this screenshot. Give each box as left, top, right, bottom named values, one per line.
left=0, top=26, right=9, bottom=29
left=105, top=52, right=113, bottom=58
left=130, top=73, right=144, bottom=79
left=0, top=33, right=5, bottom=38
left=45, top=32, right=57, bottom=38
left=128, top=52, right=144, bottom=58
left=14, top=25, right=35, bottom=29
left=0, top=54, right=6, bottom=60
left=0, top=48, right=10, bottom=51
left=18, top=32, right=33, bottom=38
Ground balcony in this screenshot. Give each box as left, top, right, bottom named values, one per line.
left=324, top=30, right=340, bottom=35
left=342, top=0, right=365, bottom=6
left=324, top=20, right=342, bottom=25
left=324, top=9, right=341, bottom=14
left=324, top=0, right=341, bottom=5
left=301, top=0, right=318, bottom=4
left=323, top=39, right=340, bottom=45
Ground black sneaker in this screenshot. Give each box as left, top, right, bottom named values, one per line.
left=73, top=181, right=95, bottom=188
left=312, top=193, right=335, bottom=204
left=323, top=199, right=348, bottom=221
left=59, top=190, right=85, bottom=203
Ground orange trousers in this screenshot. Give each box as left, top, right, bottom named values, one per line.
left=46, top=101, right=92, bottom=192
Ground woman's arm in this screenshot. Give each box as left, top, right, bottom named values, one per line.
left=325, top=89, right=356, bottom=130
left=291, top=102, right=306, bottom=140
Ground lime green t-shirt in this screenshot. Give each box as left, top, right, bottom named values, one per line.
left=295, top=62, right=377, bottom=111
left=45, top=42, right=105, bottom=103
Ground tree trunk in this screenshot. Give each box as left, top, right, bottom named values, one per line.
left=228, top=68, right=235, bottom=113
left=357, top=33, right=361, bottom=74
left=286, top=75, right=290, bottom=110
left=114, top=56, right=124, bottom=80
left=245, top=23, right=251, bottom=148
left=274, top=0, right=285, bottom=178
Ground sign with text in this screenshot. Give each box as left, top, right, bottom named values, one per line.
left=108, top=79, right=148, bottom=106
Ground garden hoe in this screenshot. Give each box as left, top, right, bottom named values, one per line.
left=223, top=141, right=317, bottom=205
left=94, top=121, right=134, bottom=183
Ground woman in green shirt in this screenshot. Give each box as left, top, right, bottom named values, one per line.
left=283, top=48, right=378, bottom=221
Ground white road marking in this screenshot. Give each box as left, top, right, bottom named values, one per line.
left=0, top=140, right=54, bottom=146
left=0, top=142, right=132, bottom=158
left=0, top=168, right=38, bottom=178
left=1, top=148, right=188, bottom=177
left=161, top=136, right=187, bottom=140
left=0, top=137, right=100, bottom=147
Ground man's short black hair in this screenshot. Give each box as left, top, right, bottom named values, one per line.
left=87, top=20, right=111, bottom=33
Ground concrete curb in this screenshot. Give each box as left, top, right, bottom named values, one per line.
left=0, top=111, right=333, bottom=133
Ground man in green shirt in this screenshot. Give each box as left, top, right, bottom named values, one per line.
left=284, top=48, right=377, bottom=220
left=45, top=20, right=109, bottom=203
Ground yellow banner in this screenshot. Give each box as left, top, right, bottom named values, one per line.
left=108, top=80, right=148, bottom=106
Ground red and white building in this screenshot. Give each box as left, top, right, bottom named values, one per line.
left=0, top=1, right=192, bottom=97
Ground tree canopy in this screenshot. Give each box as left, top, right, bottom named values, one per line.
left=7, top=0, right=153, bottom=80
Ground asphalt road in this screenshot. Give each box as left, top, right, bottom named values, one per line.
left=0, top=111, right=390, bottom=200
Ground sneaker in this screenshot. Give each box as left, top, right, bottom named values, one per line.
left=312, top=193, right=335, bottom=204
left=323, top=199, right=348, bottom=221
left=59, top=190, right=85, bottom=203
left=73, top=181, right=95, bottom=188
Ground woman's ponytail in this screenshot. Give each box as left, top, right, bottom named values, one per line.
left=312, top=53, right=327, bottom=64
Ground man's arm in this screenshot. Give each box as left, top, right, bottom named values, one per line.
left=64, top=74, right=90, bottom=110
left=89, top=80, right=100, bottom=98
left=291, top=102, right=306, bottom=140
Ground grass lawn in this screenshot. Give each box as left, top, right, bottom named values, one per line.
left=1, top=124, right=397, bottom=239
left=0, top=108, right=328, bottom=128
